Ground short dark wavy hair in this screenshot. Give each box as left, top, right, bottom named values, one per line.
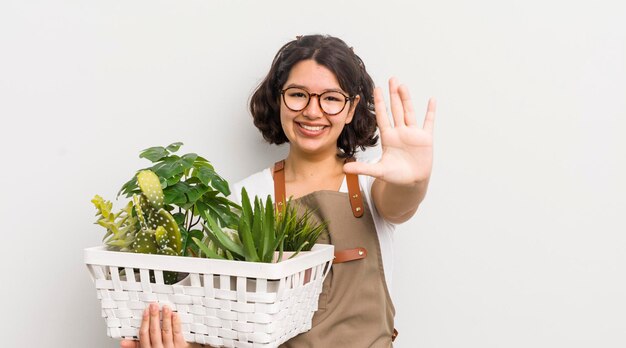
left=249, top=34, right=378, bottom=158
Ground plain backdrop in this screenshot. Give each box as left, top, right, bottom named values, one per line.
left=1, top=0, right=625, bottom=347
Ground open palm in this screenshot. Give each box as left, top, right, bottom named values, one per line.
left=344, top=78, right=436, bottom=185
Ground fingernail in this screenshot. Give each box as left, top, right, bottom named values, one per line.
left=150, top=303, right=157, bottom=313
left=163, top=305, right=170, bottom=314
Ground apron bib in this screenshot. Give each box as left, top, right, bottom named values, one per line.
left=273, top=160, right=397, bottom=347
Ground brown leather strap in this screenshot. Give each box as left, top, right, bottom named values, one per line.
left=344, top=158, right=364, bottom=218
left=333, top=247, right=367, bottom=264
left=272, top=158, right=364, bottom=218
left=392, top=328, right=398, bottom=342
left=273, top=160, right=286, bottom=213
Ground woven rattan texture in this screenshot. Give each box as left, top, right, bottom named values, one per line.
left=89, top=262, right=328, bottom=348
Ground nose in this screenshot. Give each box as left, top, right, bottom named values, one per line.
left=302, top=94, right=323, bottom=118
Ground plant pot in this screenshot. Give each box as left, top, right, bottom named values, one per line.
left=84, top=244, right=334, bottom=347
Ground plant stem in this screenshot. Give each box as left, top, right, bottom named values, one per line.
left=184, top=209, right=191, bottom=232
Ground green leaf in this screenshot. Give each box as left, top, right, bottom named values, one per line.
left=241, top=188, right=253, bottom=227
left=140, top=146, right=168, bottom=162
left=193, top=166, right=230, bottom=196
left=238, top=218, right=259, bottom=262
left=198, top=195, right=238, bottom=228
left=252, top=196, right=263, bottom=250
left=263, top=195, right=275, bottom=262
left=189, top=229, right=203, bottom=240
left=117, top=176, right=138, bottom=198
left=166, top=173, right=183, bottom=187
left=208, top=171, right=231, bottom=197
left=172, top=212, right=186, bottom=226
left=194, top=166, right=215, bottom=187
left=203, top=214, right=245, bottom=259
left=186, top=185, right=209, bottom=205
left=210, top=195, right=241, bottom=211
left=166, top=142, right=184, bottom=153
left=184, top=176, right=202, bottom=185
left=151, top=156, right=184, bottom=179
left=181, top=228, right=202, bottom=257
left=192, top=237, right=226, bottom=259
left=163, top=182, right=190, bottom=205
left=194, top=157, right=214, bottom=169
left=179, top=153, right=198, bottom=171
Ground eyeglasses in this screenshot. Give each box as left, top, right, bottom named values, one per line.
left=280, top=87, right=354, bottom=116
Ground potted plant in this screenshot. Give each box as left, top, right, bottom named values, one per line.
left=86, top=143, right=333, bottom=347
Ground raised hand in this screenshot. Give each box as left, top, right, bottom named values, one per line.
left=120, top=303, right=203, bottom=348
left=344, top=77, right=436, bottom=186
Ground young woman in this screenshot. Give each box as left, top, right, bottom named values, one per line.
left=121, top=34, right=435, bottom=348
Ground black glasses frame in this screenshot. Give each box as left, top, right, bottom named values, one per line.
left=280, top=87, right=355, bottom=116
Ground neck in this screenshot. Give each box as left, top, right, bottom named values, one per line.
left=284, top=148, right=345, bottom=182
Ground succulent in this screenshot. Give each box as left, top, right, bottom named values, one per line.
left=195, top=187, right=327, bottom=263
left=279, top=200, right=327, bottom=253
left=91, top=195, right=138, bottom=251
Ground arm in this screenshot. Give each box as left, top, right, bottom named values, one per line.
left=344, top=77, right=436, bottom=224
left=371, top=176, right=429, bottom=224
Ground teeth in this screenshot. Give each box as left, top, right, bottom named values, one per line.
left=300, top=124, right=324, bottom=131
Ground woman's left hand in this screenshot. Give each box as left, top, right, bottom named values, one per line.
left=120, top=303, right=204, bottom=348
left=344, top=77, right=436, bottom=186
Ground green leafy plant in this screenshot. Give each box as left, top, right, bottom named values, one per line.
left=91, top=143, right=241, bottom=283
left=116, top=142, right=240, bottom=257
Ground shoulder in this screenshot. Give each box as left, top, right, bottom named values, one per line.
left=229, top=167, right=274, bottom=205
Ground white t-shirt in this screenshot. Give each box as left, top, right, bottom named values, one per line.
left=229, top=166, right=396, bottom=292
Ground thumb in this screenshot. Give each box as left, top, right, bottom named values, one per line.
left=343, top=161, right=383, bottom=179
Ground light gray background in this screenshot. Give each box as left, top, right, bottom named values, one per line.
left=1, top=0, right=625, bottom=347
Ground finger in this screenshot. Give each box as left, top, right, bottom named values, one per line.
left=398, top=84, right=417, bottom=126
left=344, top=161, right=384, bottom=179
left=161, top=305, right=174, bottom=348
left=373, top=87, right=391, bottom=131
left=423, top=97, right=436, bottom=133
left=172, top=312, right=188, bottom=346
left=138, top=307, right=151, bottom=348
left=388, top=77, right=405, bottom=127
left=120, top=340, right=139, bottom=348
left=148, top=303, right=163, bottom=348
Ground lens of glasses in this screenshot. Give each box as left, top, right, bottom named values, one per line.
left=282, top=87, right=349, bottom=115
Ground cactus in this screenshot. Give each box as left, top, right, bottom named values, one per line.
left=133, top=170, right=182, bottom=284
left=132, top=170, right=182, bottom=254
left=137, top=170, right=164, bottom=208
left=131, top=230, right=159, bottom=254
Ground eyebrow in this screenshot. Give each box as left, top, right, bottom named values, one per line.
left=285, top=84, right=346, bottom=94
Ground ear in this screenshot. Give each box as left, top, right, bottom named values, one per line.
left=345, top=95, right=360, bottom=124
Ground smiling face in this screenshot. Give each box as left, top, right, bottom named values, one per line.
left=280, top=59, right=360, bottom=158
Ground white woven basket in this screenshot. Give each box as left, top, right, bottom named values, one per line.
left=84, top=244, right=334, bottom=348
